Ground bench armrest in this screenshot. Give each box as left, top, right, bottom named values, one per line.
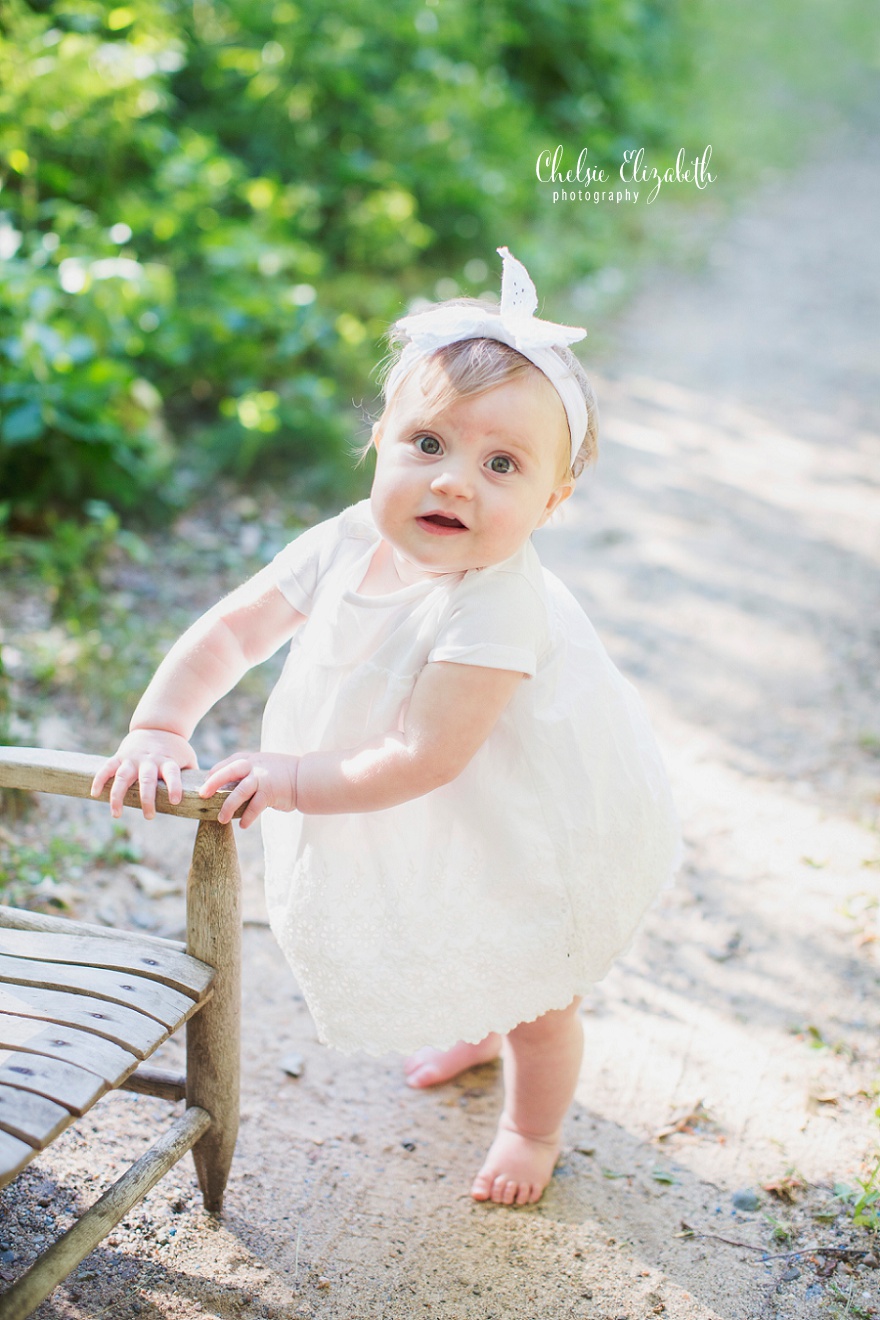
left=0, top=747, right=243, bottom=822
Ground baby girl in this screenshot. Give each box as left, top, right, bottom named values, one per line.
left=93, top=248, right=679, bottom=1206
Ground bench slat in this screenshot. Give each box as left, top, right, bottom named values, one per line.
left=0, top=1083, right=73, bottom=1150
left=0, top=985, right=170, bottom=1060
left=0, top=1051, right=108, bottom=1116
left=0, top=904, right=186, bottom=953
left=0, top=1127, right=34, bottom=1188
left=0, top=954, right=198, bottom=1030
left=0, top=1019, right=139, bottom=1085
left=0, top=929, right=213, bottom=999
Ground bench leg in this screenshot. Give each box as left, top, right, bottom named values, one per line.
left=185, top=820, right=241, bottom=1213
left=0, top=1107, right=211, bottom=1320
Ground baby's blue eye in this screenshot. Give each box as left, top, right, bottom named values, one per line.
left=416, top=435, right=441, bottom=455
left=488, top=454, right=514, bottom=474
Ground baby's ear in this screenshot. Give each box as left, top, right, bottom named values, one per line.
left=537, top=481, right=573, bottom=527
left=370, top=419, right=383, bottom=449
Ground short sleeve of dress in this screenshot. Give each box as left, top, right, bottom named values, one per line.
left=428, top=566, right=549, bottom=677
left=270, top=508, right=362, bottom=614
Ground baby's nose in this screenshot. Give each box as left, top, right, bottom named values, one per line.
left=430, top=464, right=473, bottom=497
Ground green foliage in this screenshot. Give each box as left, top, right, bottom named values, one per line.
left=0, top=828, right=89, bottom=909
left=0, top=498, right=148, bottom=625
left=835, top=1155, right=880, bottom=1233
left=0, top=0, right=689, bottom=521
left=0, top=820, right=139, bottom=909
left=833, top=1093, right=880, bottom=1233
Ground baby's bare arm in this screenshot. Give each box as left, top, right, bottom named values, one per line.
left=293, top=661, right=524, bottom=814
left=91, top=565, right=305, bottom=818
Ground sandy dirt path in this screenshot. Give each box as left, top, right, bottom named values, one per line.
left=3, top=126, right=880, bottom=1320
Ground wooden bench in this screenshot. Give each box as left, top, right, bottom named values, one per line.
left=0, top=747, right=242, bottom=1320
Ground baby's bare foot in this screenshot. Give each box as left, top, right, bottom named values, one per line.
left=403, top=1034, right=502, bottom=1088
left=470, top=1114, right=560, bottom=1206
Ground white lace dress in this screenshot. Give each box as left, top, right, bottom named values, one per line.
left=260, top=500, right=680, bottom=1055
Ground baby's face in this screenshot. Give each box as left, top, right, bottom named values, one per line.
left=370, top=367, right=572, bottom=580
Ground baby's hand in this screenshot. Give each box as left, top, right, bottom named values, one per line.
left=90, top=730, right=200, bottom=820
left=199, top=751, right=299, bottom=829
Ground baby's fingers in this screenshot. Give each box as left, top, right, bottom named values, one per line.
left=214, top=775, right=258, bottom=826
left=199, top=757, right=252, bottom=801
left=90, top=757, right=121, bottom=799
left=159, top=759, right=184, bottom=806
left=203, top=751, right=248, bottom=777
left=238, top=789, right=269, bottom=830
left=138, top=758, right=160, bottom=820
left=108, top=760, right=139, bottom=818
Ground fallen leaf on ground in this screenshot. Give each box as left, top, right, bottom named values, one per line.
left=654, top=1100, right=719, bottom=1141
left=762, top=1173, right=807, bottom=1202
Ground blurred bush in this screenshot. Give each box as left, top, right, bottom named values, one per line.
left=0, top=0, right=688, bottom=523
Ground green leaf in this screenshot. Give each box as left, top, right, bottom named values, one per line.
left=1, top=401, right=44, bottom=445
left=651, top=1166, right=680, bottom=1185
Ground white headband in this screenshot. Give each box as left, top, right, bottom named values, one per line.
left=384, top=246, right=588, bottom=468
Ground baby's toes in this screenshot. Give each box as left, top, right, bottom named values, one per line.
left=404, top=1063, right=437, bottom=1088
left=470, top=1171, right=493, bottom=1201
left=493, top=1175, right=518, bottom=1205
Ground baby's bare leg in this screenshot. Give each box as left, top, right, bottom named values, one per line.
left=404, top=1034, right=502, bottom=1088
left=471, top=998, right=583, bottom=1206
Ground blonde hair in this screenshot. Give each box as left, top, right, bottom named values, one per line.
left=376, top=298, right=599, bottom=480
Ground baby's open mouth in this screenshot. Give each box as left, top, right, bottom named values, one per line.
left=420, top=513, right=466, bottom=529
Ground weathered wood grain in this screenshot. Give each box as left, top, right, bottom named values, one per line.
left=0, top=984, right=169, bottom=1059
left=0, top=1082, right=72, bottom=1149
left=0, top=1018, right=139, bottom=1085
left=0, top=740, right=242, bottom=1298
left=0, top=1051, right=107, bottom=1115
left=0, top=929, right=213, bottom=998
left=0, top=953, right=199, bottom=1030
left=0, top=1127, right=34, bottom=1189
left=0, top=746, right=244, bottom=822
left=186, top=820, right=241, bottom=1213
left=119, top=1065, right=186, bottom=1102
left=0, top=903, right=186, bottom=951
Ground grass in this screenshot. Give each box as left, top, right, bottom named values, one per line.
left=835, top=1154, right=880, bottom=1234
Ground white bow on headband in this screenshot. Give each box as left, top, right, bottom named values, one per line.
left=384, top=246, right=588, bottom=466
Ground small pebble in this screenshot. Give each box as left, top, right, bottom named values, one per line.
left=781, top=1267, right=800, bottom=1281
left=731, top=1189, right=761, bottom=1212
left=280, top=1052, right=305, bottom=1078
left=402, top=1141, right=417, bottom=1152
